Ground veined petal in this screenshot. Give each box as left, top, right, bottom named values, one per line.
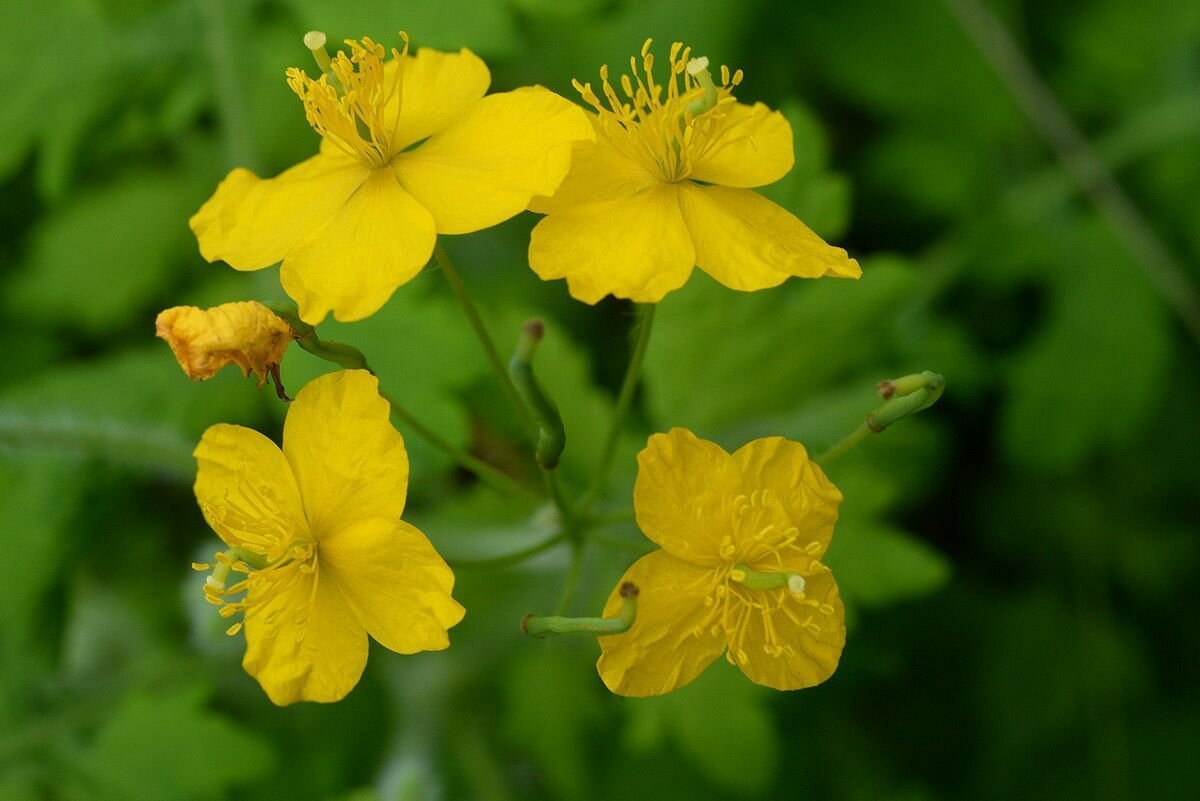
left=529, top=184, right=694, bottom=304
left=678, top=183, right=861, bottom=292
left=528, top=119, right=658, bottom=215
left=391, top=47, right=491, bottom=151
left=242, top=568, right=368, bottom=705
left=688, top=102, right=794, bottom=188
left=193, top=424, right=306, bottom=548
left=189, top=155, right=368, bottom=272
left=633, top=428, right=741, bottom=567
left=731, top=437, right=842, bottom=568
left=280, top=168, right=436, bottom=324
left=733, top=569, right=845, bottom=691
left=393, top=87, right=593, bottom=234
left=282, top=370, right=408, bottom=535
left=596, top=550, right=726, bottom=697
left=320, top=517, right=463, bottom=654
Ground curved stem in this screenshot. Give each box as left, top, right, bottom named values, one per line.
left=380, top=391, right=538, bottom=500
left=448, top=533, right=567, bottom=571
left=435, top=242, right=541, bottom=442
left=581, top=303, right=656, bottom=508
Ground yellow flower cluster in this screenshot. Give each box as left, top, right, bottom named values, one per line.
left=159, top=32, right=859, bottom=705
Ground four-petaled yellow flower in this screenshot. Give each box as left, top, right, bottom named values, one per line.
left=191, top=33, right=592, bottom=324
left=528, top=39, right=861, bottom=304
left=598, top=428, right=846, bottom=696
left=156, top=301, right=292, bottom=388
left=192, top=369, right=463, bottom=705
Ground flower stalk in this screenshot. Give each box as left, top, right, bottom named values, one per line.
left=522, top=582, right=639, bottom=639
left=508, top=320, right=566, bottom=470
left=816, top=371, right=946, bottom=465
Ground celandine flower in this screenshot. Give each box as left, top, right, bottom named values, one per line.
left=598, top=428, right=845, bottom=696
left=191, top=33, right=592, bottom=324
left=192, top=369, right=463, bottom=705
left=156, top=301, right=292, bottom=389
left=528, top=40, right=861, bottom=304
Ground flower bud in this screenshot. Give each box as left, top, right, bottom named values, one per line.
left=156, top=301, right=293, bottom=393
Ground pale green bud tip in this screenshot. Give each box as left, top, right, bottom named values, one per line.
left=303, top=30, right=327, bottom=51
left=787, top=574, right=806, bottom=595
left=205, top=575, right=226, bottom=591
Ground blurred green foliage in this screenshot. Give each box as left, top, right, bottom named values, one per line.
left=1, top=0, right=1197, bottom=799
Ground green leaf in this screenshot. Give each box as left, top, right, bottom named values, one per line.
left=646, top=259, right=919, bottom=433
left=279, top=0, right=520, bottom=58
left=0, top=455, right=85, bottom=650
left=624, top=660, right=779, bottom=796
left=82, top=685, right=274, bottom=801
left=503, top=648, right=602, bottom=799
left=5, top=171, right=203, bottom=334
left=0, top=346, right=264, bottom=479
left=1001, top=218, right=1171, bottom=472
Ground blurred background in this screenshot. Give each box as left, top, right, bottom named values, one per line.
left=2, top=0, right=1198, bottom=799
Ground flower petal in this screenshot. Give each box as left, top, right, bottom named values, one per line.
left=731, top=569, right=845, bottom=691
left=633, top=428, right=741, bottom=567
left=678, top=183, right=861, bottom=292
left=527, top=120, right=658, bottom=214
left=596, top=550, right=726, bottom=697
left=280, top=168, right=436, bottom=324
left=282, top=370, right=408, bottom=535
left=393, top=87, right=593, bottom=234
left=320, top=517, right=464, bottom=654
left=392, top=47, right=491, bottom=151
left=241, top=569, right=368, bottom=705
left=731, top=437, right=842, bottom=567
left=689, top=102, right=794, bottom=188
left=529, top=184, right=694, bottom=304
left=193, top=424, right=306, bottom=548
left=189, top=155, right=368, bottom=272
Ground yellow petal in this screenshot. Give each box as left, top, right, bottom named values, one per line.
left=393, top=87, right=593, bottom=234
left=320, top=517, right=464, bottom=654
left=392, top=47, right=491, bottom=151
left=280, top=168, right=436, bottom=324
left=633, top=428, right=741, bottom=567
left=732, top=569, right=845, bottom=691
left=242, top=568, right=368, bottom=705
left=189, top=155, right=368, bottom=272
left=688, top=102, right=794, bottom=188
left=282, top=370, right=408, bottom=535
left=596, top=550, right=726, bottom=697
left=156, top=301, right=292, bottom=384
left=527, top=119, right=658, bottom=214
left=193, top=423, right=306, bottom=548
left=731, top=437, right=842, bottom=568
left=529, top=184, right=694, bottom=304
left=678, top=183, right=861, bottom=292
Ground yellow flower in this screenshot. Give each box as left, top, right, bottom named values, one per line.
left=191, top=369, right=463, bottom=705
left=597, top=428, right=846, bottom=696
left=191, top=33, right=593, bottom=324
left=528, top=40, right=861, bottom=304
left=155, top=301, right=292, bottom=387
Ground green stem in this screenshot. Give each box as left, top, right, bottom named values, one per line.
left=435, top=242, right=540, bottom=442
left=197, top=0, right=257, bottom=170
left=380, top=391, right=538, bottom=501
left=509, top=320, right=566, bottom=469
left=447, top=533, right=567, bottom=571
left=266, top=302, right=536, bottom=499
left=814, top=422, right=873, bottom=466
left=816, top=372, right=945, bottom=465
left=581, top=303, right=656, bottom=508
left=523, top=582, right=639, bottom=639
left=588, top=508, right=636, bottom=528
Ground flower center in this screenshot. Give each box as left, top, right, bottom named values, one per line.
left=192, top=480, right=315, bottom=636
left=286, top=32, right=410, bottom=168
left=572, top=38, right=746, bottom=182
